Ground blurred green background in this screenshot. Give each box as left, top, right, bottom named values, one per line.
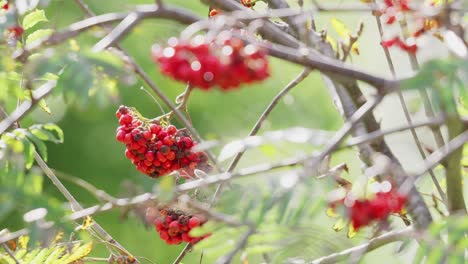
left=2, top=0, right=465, bottom=263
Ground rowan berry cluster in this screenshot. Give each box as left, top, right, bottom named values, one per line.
left=153, top=208, right=208, bottom=245
left=348, top=190, right=406, bottom=229
left=151, top=31, right=269, bottom=90
left=330, top=187, right=407, bottom=230
left=115, top=105, right=209, bottom=178
left=374, top=0, right=442, bottom=54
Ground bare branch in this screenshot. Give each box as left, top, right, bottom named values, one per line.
left=307, top=227, right=413, bottom=264
left=210, top=68, right=311, bottom=204
left=2, top=243, right=20, bottom=264
left=216, top=227, right=256, bottom=264
left=371, top=1, right=447, bottom=204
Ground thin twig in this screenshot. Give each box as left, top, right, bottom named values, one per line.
left=34, top=152, right=140, bottom=262
left=216, top=227, right=256, bottom=264
left=399, top=129, right=468, bottom=194
left=175, top=68, right=312, bottom=264
left=309, top=227, right=413, bottom=264
left=210, top=68, right=311, bottom=204
left=53, top=170, right=118, bottom=203
left=371, top=3, right=447, bottom=203
left=2, top=243, right=20, bottom=264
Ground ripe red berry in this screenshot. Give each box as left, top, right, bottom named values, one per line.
left=188, top=216, right=201, bottom=228
left=119, top=114, right=132, bottom=125
left=2, top=3, right=9, bottom=10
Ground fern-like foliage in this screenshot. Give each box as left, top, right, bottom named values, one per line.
left=0, top=235, right=93, bottom=264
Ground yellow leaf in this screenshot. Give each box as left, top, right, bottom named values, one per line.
left=81, top=216, right=93, bottom=230
left=326, top=207, right=338, bottom=218
left=332, top=218, right=347, bottom=232
left=52, top=231, right=64, bottom=244
left=326, top=35, right=337, bottom=51
left=330, top=18, right=350, bottom=39
left=347, top=224, right=357, bottom=238
left=69, top=39, right=80, bottom=52
left=60, top=242, right=93, bottom=263
left=18, top=236, right=29, bottom=249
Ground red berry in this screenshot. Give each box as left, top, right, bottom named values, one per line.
left=188, top=217, right=201, bottom=228
left=116, top=130, right=126, bottom=142
left=119, top=114, right=132, bottom=125
left=145, top=151, right=154, bottom=161
left=7, top=26, right=24, bottom=39
left=143, top=131, right=152, bottom=140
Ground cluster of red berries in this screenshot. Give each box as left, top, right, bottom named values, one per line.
left=330, top=188, right=407, bottom=230
left=382, top=0, right=410, bottom=24
left=374, top=0, right=443, bottom=54
left=381, top=37, right=417, bottom=53
left=153, top=208, right=208, bottom=245
left=2, top=2, right=8, bottom=10
left=115, top=105, right=209, bottom=178
left=347, top=190, right=406, bottom=229
left=151, top=31, right=269, bottom=90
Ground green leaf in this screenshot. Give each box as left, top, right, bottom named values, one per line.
left=30, top=247, right=54, bottom=264
left=38, top=99, right=52, bottom=115
left=21, top=136, right=35, bottom=169
left=22, top=248, right=41, bottom=263
left=22, top=10, right=48, bottom=30
left=42, top=124, right=64, bottom=143
left=36, top=72, right=59, bottom=81
left=43, top=247, right=65, bottom=264
left=30, top=124, right=64, bottom=144
left=25, top=132, right=48, bottom=162
left=26, top=29, right=54, bottom=45
left=24, top=171, right=43, bottom=195
left=2, top=133, right=24, bottom=153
